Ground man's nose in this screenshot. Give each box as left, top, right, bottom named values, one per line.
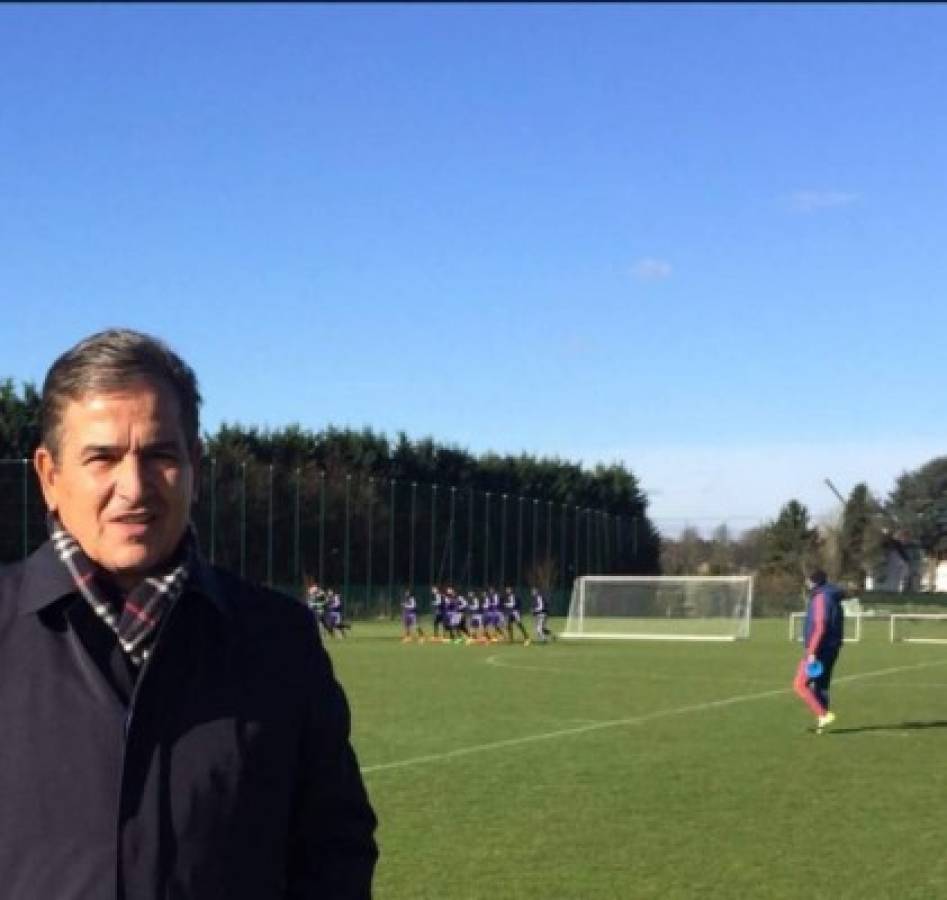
left=114, top=455, right=149, bottom=503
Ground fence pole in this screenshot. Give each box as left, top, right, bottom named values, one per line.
left=616, top=515, right=622, bottom=571
left=240, top=461, right=247, bottom=578
left=483, top=492, right=491, bottom=586
left=449, top=486, right=456, bottom=585
left=343, top=473, right=351, bottom=602
left=546, top=500, right=553, bottom=572
left=531, top=498, right=539, bottom=581
left=603, top=512, right=610, bottom=573
left=500, top=494, right=507, bottom=587
left=367, top=477, right=374, bottom=613
left=586, top=509, right=593, bottom=574
left=267, top=464, right=274, bottom=586
left=560, top=503, right=567, bottom=587
left=593, top=510, right=598, bottom=573
left=467, top=486, right=474, bottom=593
left=572, top=505, right=578, bottom=577
left=293, top=467, right=301, bottom=589
left=388, top=478, right=396, bottom=617
left=409, top=482, right=417, bottom=590
left=599, top=509, right=609, bottom=574
left=319, top=471, right=326, bottom=586
left=429, top=484, right=438, bottom=588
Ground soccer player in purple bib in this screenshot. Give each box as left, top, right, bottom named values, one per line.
left=467, top=591, right=485, bottom=642
left=443, top=587, right=468, bottom=644
left=487, top=586, right=505, bottom=640
left=481, top=590, right=496, bottom=639
left=431, top=586, right=445, bottom=642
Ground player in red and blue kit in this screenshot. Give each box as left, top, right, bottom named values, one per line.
left=793, top=569, right=845, bottom=733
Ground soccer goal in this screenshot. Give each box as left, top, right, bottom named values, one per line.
left=562, top=575, right=753, bottom=641
left=889, top=613, right=947, bottom=644
left=788, top=598, right=863, bottom=643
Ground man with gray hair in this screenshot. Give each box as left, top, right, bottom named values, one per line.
left=0, top=328, right=378, bottom=899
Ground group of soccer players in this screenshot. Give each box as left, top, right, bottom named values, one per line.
left=301, top=577, right=556, bottom=646
left=303, top=581, right=350, bottom=638
left=401, top=584, right=556, bottom=645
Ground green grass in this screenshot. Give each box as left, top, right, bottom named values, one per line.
left=323, top=618, right=947, bottom=899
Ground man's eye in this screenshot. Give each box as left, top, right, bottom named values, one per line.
left=148, top=451, right=181, bottom=464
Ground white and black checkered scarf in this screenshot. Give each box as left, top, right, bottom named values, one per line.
left=48, top=512, right=194, bottom=666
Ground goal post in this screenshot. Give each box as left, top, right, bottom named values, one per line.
left=788, top=598, right=863, bottom=643
left=562, top=575, right=753, bottom=641
left=889, top=613, right=947, bottom=644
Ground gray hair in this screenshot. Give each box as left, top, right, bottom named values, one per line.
left=40, top=328, right=202, bottom=458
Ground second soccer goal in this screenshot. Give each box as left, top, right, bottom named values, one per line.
left=562, top=575, right=753, bottom=641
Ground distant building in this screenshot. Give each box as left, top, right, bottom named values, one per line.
left=922, top=559, right=947, bottom=593
left=865, top=533, right=945, bottom=593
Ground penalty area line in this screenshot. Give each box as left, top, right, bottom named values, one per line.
left=485, top=654, right=569, bottom=674
left=359, top=657, right=947, bottom=776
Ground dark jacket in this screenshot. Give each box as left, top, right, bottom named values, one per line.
left=803, top=581, right=846, bottom=656
left=0, top=541, right=378, bottom=899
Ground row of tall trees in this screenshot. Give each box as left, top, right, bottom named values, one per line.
left=0, top=380, right=661, bottom=591
left=0, top=379, right=40, bottom=459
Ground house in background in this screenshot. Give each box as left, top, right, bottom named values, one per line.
left=865, top=532, right=946, bottom=593
left=865, top=541, right=911, bottom=591
left=921, top=558, right=947, bottom=593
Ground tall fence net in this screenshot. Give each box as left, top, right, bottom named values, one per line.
left=0, top=458, right=647, bottom=619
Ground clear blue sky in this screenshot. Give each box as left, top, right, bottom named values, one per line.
left=2, top=4, right=944, bottom=534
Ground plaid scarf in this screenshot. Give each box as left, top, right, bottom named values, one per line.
left=48, top=513, right=193, bottom=666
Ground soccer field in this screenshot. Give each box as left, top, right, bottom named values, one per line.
left=325, top=619, right=947, bottom=900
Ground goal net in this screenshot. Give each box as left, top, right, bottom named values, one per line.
left=889, top=613, right=947, bottom=644
left=563, top=575, right=753, bottom=641
left=788, top=597, right=863, bottom=643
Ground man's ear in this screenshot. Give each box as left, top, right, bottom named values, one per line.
left=34, top=445, right=59, bottom=513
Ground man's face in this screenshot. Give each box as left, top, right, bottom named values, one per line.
left=35, top=380, right=200, bottom=591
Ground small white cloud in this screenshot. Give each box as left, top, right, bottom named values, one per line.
left=788, top=190, right=860, bottom=213
left=632, top=258, right=673, bottom=281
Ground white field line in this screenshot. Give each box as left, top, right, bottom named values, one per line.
left=485, top=654, right=783, bottom=686
left=359, top=658, right=947, bottom=776
left=484, top=654, right=568, bottom=674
